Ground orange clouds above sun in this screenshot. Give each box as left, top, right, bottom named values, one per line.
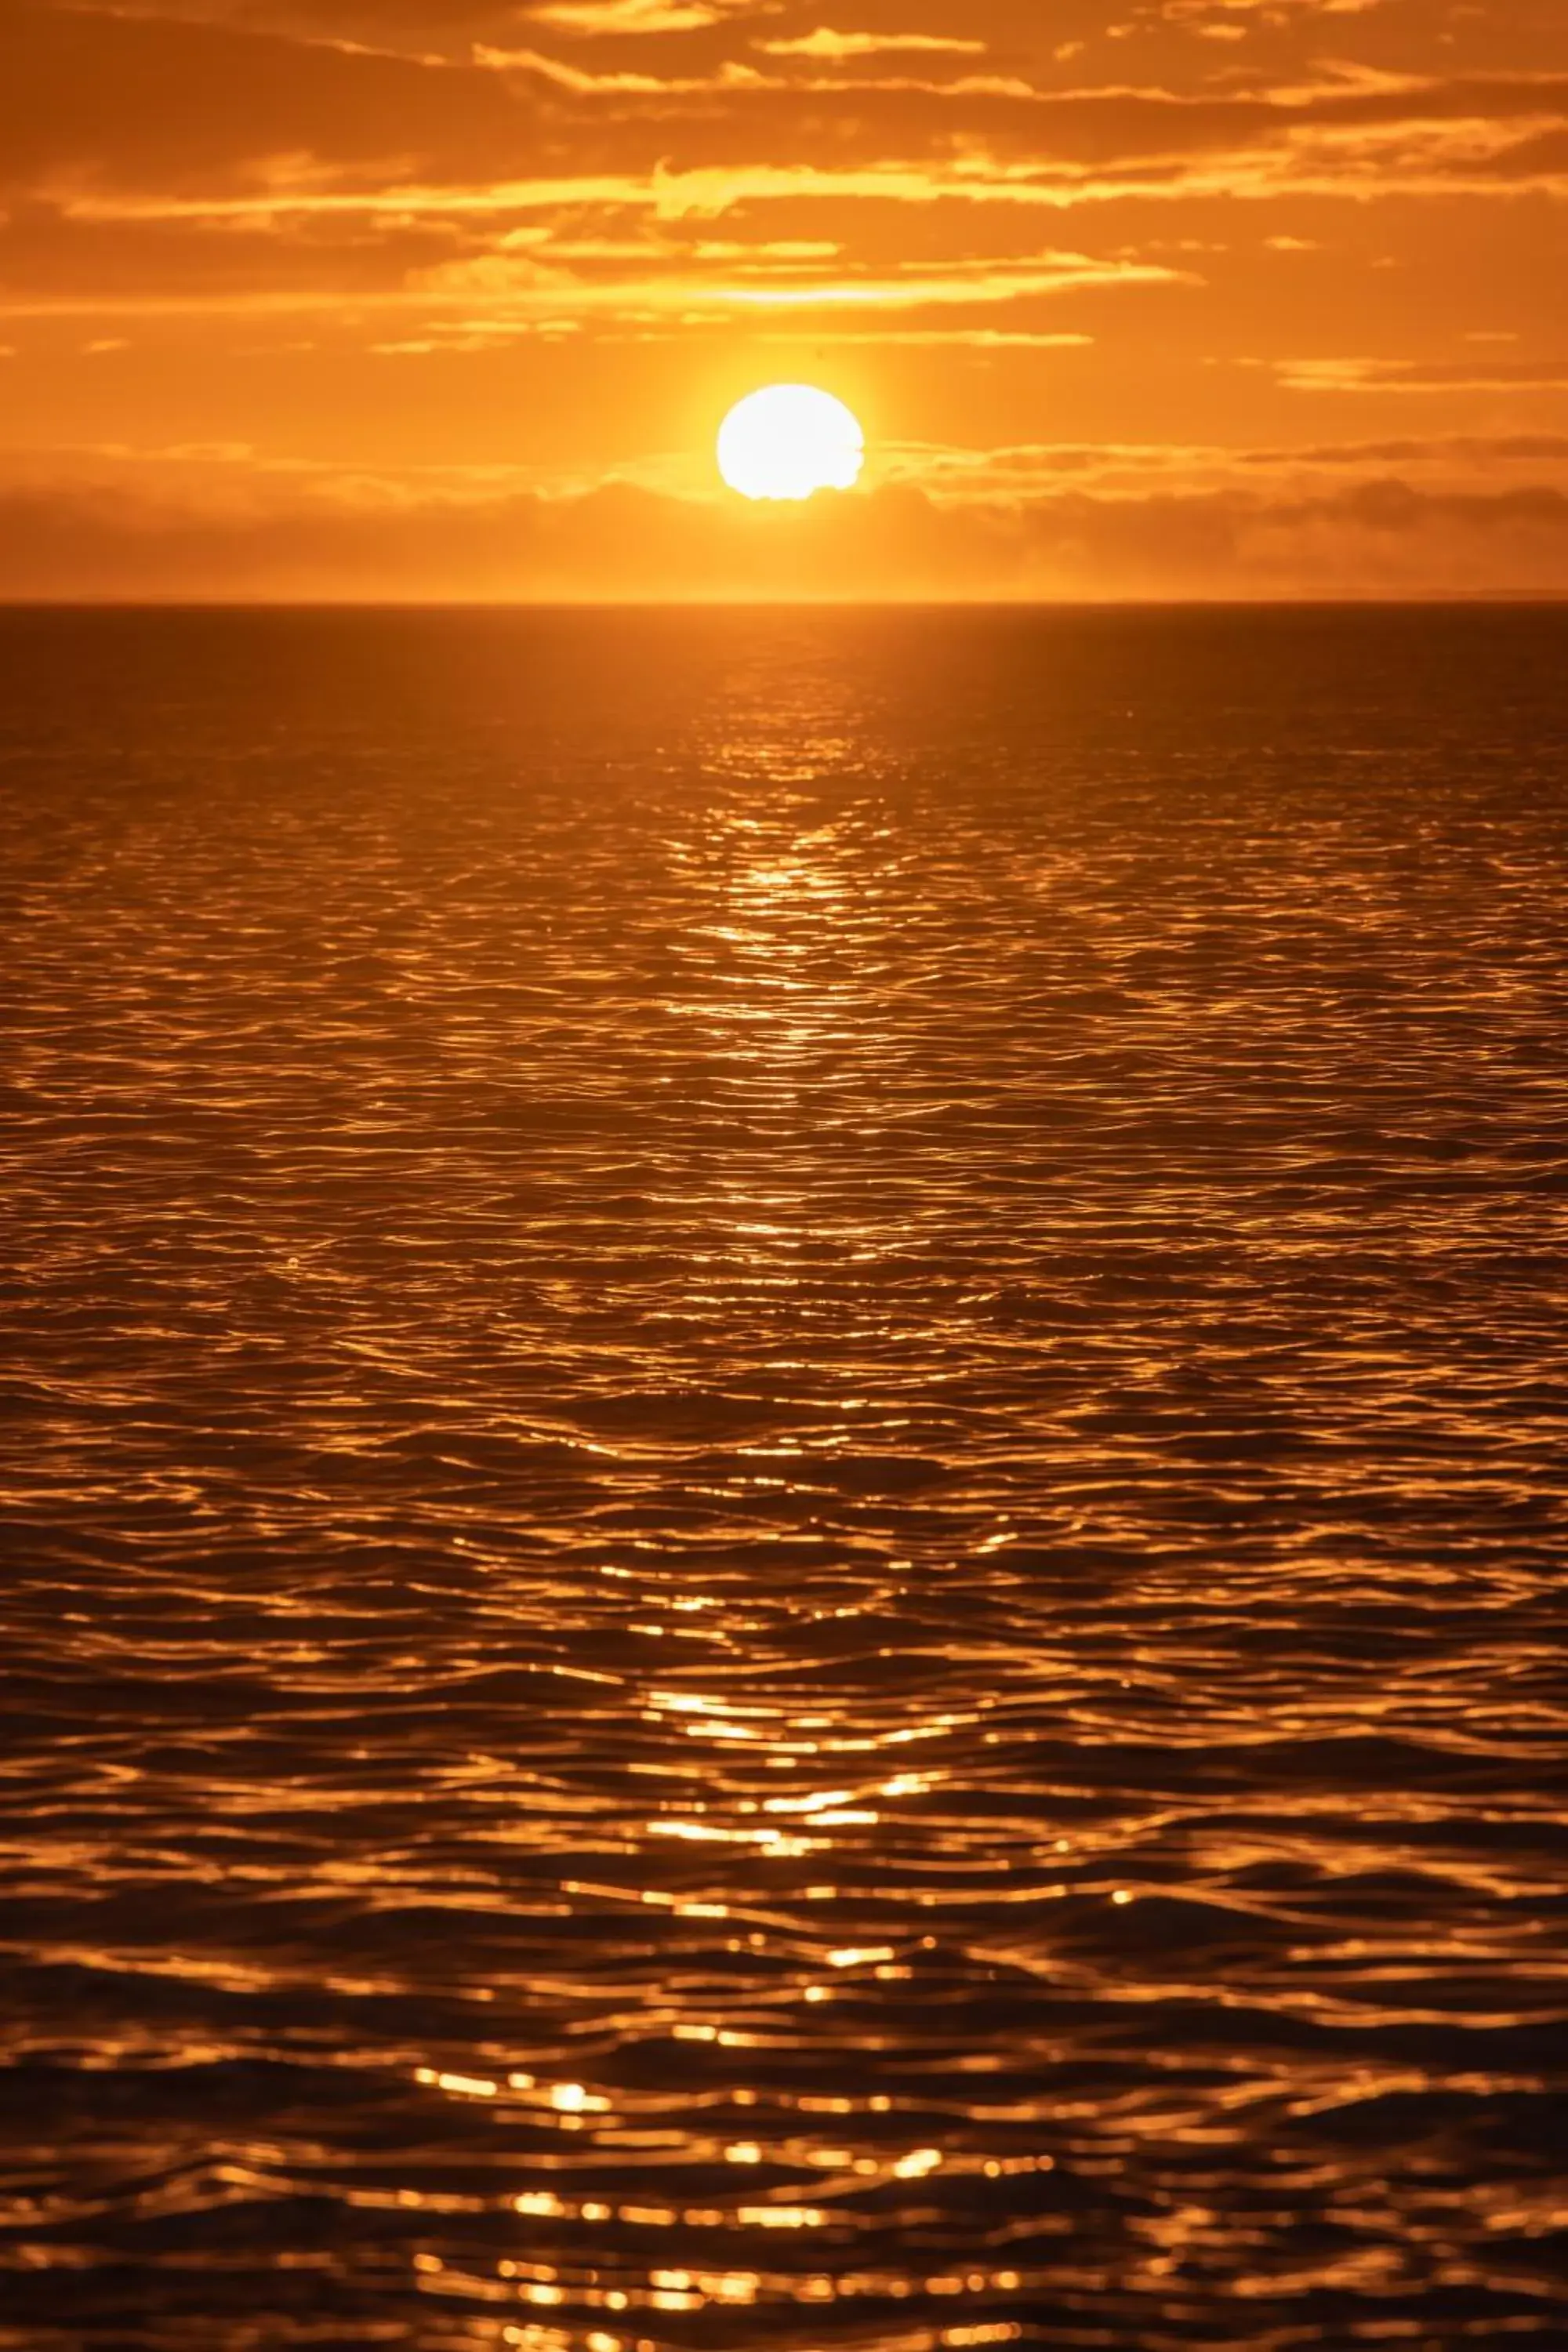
left=0, top=0, right=1565, bottom=597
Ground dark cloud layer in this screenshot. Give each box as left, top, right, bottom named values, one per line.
left=0, top=5, right=543, bottom=193
left=3, top=471, right=1566, bottom=600
left=5, top=2, right=1568, bottom=205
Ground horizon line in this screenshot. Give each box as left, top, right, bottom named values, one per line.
left=1, top=592, right=1565, bottom=614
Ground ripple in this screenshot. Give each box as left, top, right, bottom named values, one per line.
left=2, top=605, right=1566, bottom=2349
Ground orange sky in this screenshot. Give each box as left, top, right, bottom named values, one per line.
left=2, top=0, right=1565, bottom=597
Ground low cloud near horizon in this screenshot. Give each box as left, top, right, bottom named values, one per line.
left=5, top=461, right=1567, bottom=601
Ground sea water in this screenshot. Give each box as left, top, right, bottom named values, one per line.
left=2, top=604, right=1566, bottom=2349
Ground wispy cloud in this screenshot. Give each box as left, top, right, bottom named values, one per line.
left=755, top=28, right=990, bottom=60
left=532, top=0, right=739, bottom=30
left=1279, top=356, right=1568, bottom=392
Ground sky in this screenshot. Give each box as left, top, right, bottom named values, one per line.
left=1, top=0, right=1565, bottom=597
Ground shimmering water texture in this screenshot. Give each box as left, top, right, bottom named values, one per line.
left=3, top=607, right=1567, bottom=2352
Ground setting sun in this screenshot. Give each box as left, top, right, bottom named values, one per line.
left=717, top=386, right=865, bottom=504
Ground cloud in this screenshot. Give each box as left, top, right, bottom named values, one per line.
left=755, top=30, right=991, bottom=60
left=1280, top=356, right=1568, bottom=393
left=6, top=4, right=1568, bottom=215
left=532, top=0, right=739, bottom=29
left=3, top=450, right=1566, bottom=601
left=0, top=2, right=542, bottom=195
left=411, top=245, right=1193, bottom=318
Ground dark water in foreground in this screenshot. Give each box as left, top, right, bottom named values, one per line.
left=2, top=606, right=1566, bottom=2352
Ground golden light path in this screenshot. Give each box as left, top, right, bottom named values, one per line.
left=717, top=384, right=865, bottom=502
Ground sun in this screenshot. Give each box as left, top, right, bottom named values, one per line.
left=717, top=385, right=865, bottom=503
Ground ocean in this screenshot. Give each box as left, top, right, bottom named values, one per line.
left=2, top=604, right=1566, bottom=2350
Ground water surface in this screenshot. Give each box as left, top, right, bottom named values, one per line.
left=2, top=605, right=1566, bottom=2350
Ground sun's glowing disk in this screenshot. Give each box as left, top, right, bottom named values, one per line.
left=717, top=384, right=865, bottom=502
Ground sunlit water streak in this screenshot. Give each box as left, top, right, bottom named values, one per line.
left=1, top=605, right=1566, bottom=2351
